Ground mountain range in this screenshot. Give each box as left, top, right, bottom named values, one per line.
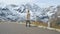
left=0, top=3, right=59, bottom=23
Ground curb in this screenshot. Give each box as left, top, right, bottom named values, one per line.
left=56, top=29, right=60, bottom=32
left=38, top=26, right=60, bottom=32
left=18, top=23, right=60, bottom=32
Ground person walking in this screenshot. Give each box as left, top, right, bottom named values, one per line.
left=26, top=9, right=31, bottom=27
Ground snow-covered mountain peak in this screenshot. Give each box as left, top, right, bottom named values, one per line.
left=0, top=3, right=59, bottom=23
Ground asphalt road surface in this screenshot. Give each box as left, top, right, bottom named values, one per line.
left=0, top=23, right=60, bottom=34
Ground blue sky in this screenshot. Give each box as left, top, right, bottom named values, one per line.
left=0, top=0, right=60, bottom=7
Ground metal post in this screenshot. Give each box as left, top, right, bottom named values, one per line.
left=48, top=21, right=50, bottom=28
left=48, top=17, right=51, bottom=28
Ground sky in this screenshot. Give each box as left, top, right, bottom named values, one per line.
left=0, top=0, right=60, bottom=8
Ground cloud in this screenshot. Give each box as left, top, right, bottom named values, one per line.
left=0, top=0, right=34, bottom=4
left=0, top=0, right=60, bottom=7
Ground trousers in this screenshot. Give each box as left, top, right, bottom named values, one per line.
left=26, top=20, right=31, bottom=27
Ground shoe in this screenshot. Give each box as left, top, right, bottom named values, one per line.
left=29, top=25, right=31, bottom=27
left=26, top=25, right=27, bottom=27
